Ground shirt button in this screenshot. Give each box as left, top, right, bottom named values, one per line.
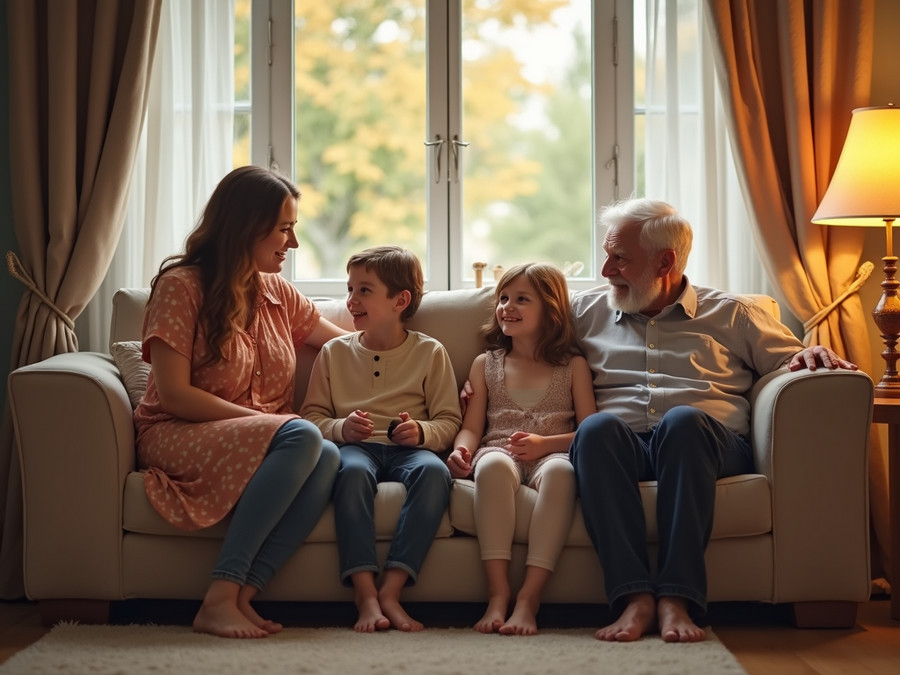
left=374, top=355, right=380, bottom=361
left=648, top=343, right=656, bottom=349
left=650, top=408, right=656, bottom=414
left=649, top=383, right=656, bottom=388
left=650, top=320, right=656, bottom=326
left=649, top=368, right=656, bottom=373
left=374, top=371, right=381, bottom=377
left=255, top=370, right=261, bottom=376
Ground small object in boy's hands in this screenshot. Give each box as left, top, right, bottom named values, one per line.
left=387, top=419, right=401, bottom=440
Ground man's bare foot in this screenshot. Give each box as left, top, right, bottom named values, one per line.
left=354, top=595, right=391, bottom=633
left=594, top=593, right=656, bottom=642
left=498, top=596, right=539, bottom=636
left=193, top=598, right=269, bottom=639
left=474, top=595, right=509, bottom=634
left=657, top=596, right=706, bottom=642
left=379, top=595, right=424, bottom=632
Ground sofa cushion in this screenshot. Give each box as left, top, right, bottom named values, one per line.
left=110, top=341, right=149, bottom=409
left=122, top=471, right=454, bottom=541
left=448, top=473, right=772, bottom=546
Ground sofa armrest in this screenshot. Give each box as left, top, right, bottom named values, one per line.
left=8, top=352, right=135, bottom=601
left=750, top=368, right=873, bottom=603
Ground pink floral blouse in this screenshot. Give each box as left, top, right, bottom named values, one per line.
left=133, top=266, right=320, bottom=531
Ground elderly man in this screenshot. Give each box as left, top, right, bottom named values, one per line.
left=569, top=198, right=857, bottom=642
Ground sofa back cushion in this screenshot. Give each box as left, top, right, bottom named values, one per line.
left=109, top=286, right=779, bottom=409
left=111, top=286, right=497, bottom=408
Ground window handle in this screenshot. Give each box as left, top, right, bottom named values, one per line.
left=424, top=135, right=445, bottom=183
left=450, top=136, right=470, bottom=183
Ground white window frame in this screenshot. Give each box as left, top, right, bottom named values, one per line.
left=252, top=0, right=632, bottom=295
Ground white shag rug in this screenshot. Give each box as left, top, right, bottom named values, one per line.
left=0, top=623, right=748, bottom=675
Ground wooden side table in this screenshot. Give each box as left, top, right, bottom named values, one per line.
left=872, top=397, right=900, bottom=620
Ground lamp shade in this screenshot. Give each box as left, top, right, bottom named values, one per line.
left=812, top=105, right=900, bottom=226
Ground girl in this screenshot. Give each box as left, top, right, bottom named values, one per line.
left=134, top=166, right=347, bottom=639
left=446, top=263, right=596, bottom=635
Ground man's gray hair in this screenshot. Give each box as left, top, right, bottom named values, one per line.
left=598, top=198, right=693, bottom=274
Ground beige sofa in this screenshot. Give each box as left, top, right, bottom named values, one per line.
left=8, top=286, right=874, bottom=628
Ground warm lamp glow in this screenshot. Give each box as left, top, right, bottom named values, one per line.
left=812, top=105, right=900, bottom=229
left=814, top=105, right=900, bottom=396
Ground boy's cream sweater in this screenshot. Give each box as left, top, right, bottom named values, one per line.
left=301, top=330, right=462, bottom=451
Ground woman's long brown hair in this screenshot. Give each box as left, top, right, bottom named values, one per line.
left=149, top=166, right=300, bottom=363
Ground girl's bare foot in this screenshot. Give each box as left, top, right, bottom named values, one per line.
left=193, top=598, right=269, bottom=639
left=594, top=593, right=656, bottom=642
left=354, top=594, right=391, bottom=633
left=379, top=595, right=424, bottom=632
left=474, top=595, right=509, bottom=634
left=499, top=596, right=539, bottom=636
left=658, top=596, right=707, bottom=642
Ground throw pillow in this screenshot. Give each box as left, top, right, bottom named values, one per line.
left=110, top=341, right=149, bottom=409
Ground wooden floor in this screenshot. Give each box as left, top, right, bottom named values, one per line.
left=0, top=597, right=898, bottom=673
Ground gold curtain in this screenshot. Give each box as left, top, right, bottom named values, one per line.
left=0, top=0, right=162, bottom=598
left=705, top=0, right=888, bottom=583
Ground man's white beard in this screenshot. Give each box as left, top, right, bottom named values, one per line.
left=606, top=269, right=663, bottom=315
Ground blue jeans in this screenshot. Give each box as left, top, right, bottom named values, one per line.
left=334, top=443, right=451, bottom=586
left=212, top=419, right=340, bottom=589
left=569, top=406, right=753, bottom=617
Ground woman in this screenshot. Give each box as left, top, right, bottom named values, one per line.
left=134, top=166, right=346, bottom=639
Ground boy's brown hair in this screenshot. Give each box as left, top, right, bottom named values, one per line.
left=347, top=246, right=424, bottom=322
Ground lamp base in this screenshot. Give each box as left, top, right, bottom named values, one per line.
left=874, top=380, right=900, bottom=398
left=873, top=254, right=900, bottom=397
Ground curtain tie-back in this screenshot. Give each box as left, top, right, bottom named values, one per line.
left=5, top=250, right=76, bottom=331
left=802, top=261, right=874, bottom=337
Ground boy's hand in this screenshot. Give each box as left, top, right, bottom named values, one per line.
left=342, top=409, right=374, bottom=443
left=388, top=412, right=423, bottom=447
left=447, top=446, right=472, bottom=479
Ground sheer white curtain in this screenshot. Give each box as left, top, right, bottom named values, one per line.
left=76, top=0, right=235, bottom=352
left=642, top=0, right=774, bottom=299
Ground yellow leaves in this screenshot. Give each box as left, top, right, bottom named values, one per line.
left=298, top=185, right=328, bottom=220
left=322, top=142, right=387, bottom=182
left=465, top=160, right=542, bottom=206
left=349, top=193, right=427, bottom=242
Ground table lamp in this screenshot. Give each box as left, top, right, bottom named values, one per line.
left=812, top=105, right=900, bottom=396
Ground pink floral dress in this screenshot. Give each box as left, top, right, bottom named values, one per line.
left=133, top=267, right=320, bottom=531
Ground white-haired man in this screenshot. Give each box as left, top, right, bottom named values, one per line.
left=569, top=198, right=857, bottom=642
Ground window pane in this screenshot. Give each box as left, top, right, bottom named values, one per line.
left=460, top=0, right=594, bottom=282
left=292, top=3, right=428, bottom=281
left=234, top=0, right=251, bottom=167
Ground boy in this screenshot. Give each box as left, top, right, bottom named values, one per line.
left=301, top=246, right=462, bottom=633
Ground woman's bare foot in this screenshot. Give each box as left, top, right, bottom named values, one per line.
left=657, top=596, right=706, bottom=642
left=354, top=594, right=391, bottom=633
left=474, top=595, right=509, bottom=634
left=193, top=598, right=268, bottom=639
left=594, top=593, right=656, bottom=642
left=379, top=594, right=424, bottom=632
left=499, top=596, right=539, bottom=636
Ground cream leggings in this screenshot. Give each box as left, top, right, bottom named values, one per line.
left=473, top=452, right=576, bottom=571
